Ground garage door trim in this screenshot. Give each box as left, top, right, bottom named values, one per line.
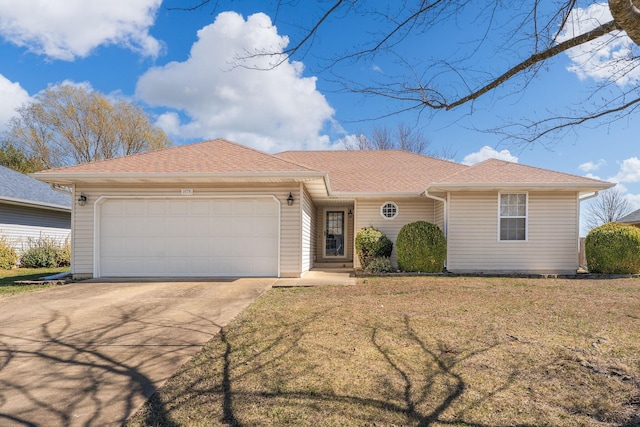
left=93, top=195, right=281, bottom=278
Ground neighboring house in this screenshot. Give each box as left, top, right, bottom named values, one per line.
left=32, top=139, right=613, bottom=279
left=0, top=165, right=71, bottom=252
left=618, top=209, right=640, bottom=227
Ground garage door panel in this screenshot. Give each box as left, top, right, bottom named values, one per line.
left=125, top=201, right=147, bottom=215
left=188, top=218, right=210, bottom=235
left=190, top=200, right=211, bottom=215
left=99, top=198, right=278, bottom=277
left=234, top=217, right=255, bottom=235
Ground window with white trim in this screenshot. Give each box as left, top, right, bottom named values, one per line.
left=380, top=202, right=398, bottom=219
left=499, top=193, right=527, bottom=241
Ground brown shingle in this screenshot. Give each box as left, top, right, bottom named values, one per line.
left=436, top=158, right=609, bottom=185
left=275, top=150, right=468, bottom=193
left=37, top=139, right=314, bottom=175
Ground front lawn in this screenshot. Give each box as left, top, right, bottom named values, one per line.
left=0, top=267, right=69, bottom=297
left=128, top=277, right=640, bottom=426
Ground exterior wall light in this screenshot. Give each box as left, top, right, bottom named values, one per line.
left=287, top=192, right=294, bottom=206
left=77, top=193, right=87, bottom=206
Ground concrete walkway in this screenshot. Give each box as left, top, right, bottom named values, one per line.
left=0, top=278, right=274, bottom=427
left=273, top=268, right=356, bottom=287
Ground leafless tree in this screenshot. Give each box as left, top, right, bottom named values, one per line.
left=3, top=85, right=171, bottom=168
left=344, top=123, right=455, bottom=158
left=583, top=187, right=633, bottom=230
left=171, top=0, right=640, bottom=145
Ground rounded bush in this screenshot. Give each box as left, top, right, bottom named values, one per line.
left=355, top=227, right=393, bottom=269
left=0, top=238, right=17, bottom=270
left=396, top=221, right=446, bottom=273
left=585, top=222, right=640, bottom=274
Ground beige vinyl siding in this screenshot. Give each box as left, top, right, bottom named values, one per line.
left=354, top=197, right=436, bottom=268
left=447, top=191, right=579, bottom=274
left=72, top=183, right=301, bottom=278
left=301, top=185, right=316, bottom=273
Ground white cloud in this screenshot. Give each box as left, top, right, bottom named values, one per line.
left=0, top=74, right=30, bottom=130
left=578, top=159, right=606, bottom=172
left=0, top=0, right=162, bottom=60
left=461, top=146, right=518, bottom=165
left=557, top=3, right=640, bottom=86
left=625, top=192, right=640, bottom=210
left=136, top=11, right=336, bottom=152
left=584, top=172, right=603, bottom=181
left=610, top=157, right=640, bottom=183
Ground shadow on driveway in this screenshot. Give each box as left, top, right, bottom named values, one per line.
left=0, top=278, right=274, bottom=426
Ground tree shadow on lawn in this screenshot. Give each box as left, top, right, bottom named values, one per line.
left=132, top=308, right=555, bottom=427
left=0, top=305, right=219, bottom=426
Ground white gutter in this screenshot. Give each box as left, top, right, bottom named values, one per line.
left=0, top=196, right=71, bottom=212
left=31, top=170, right=328, bottom=182
left=576, top=191, right=600, bottom=267
left=579, top=191, right=599, bottom=202
left=425, top=189, right=448, bottom=269
left=429, top=182, right=615, bottom=192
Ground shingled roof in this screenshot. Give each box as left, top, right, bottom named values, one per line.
left=33, top=139, right=613, bottom=195
left=618, top=209, right=640, bottom=225
left=0, top=166, right=70, bottom=210
left=37, top=139, right=314, bottom=175
left=275, top=150, right=467, bottom=193
left=428, top=158, right=613, bottom=191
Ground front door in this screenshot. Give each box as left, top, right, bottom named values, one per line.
left=325, top=211, right=345, bottom=257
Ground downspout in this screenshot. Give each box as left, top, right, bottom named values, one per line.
left=579, top=191, right=599, bottom=203
left=424, top=189, right=448, bottom=269
left=577, top=191, right=599, bottom=269
left=578, top=191, right=600, bottom=233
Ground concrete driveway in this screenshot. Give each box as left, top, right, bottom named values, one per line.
left=0, top=278, right=274, bottom=427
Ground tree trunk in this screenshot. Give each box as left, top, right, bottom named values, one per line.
left=609, top=0, right=640, bottom=45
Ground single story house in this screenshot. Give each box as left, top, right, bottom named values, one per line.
left=618, top=209, right=640, bottom=227
left=0, top=165, right=71, bottom=252
left=32, top=139, right=613, bottom=279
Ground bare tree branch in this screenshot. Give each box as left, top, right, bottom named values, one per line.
left=584, top=188, right=633, bottom=231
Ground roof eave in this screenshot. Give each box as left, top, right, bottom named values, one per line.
left=31, top=171, right=328, bottom=185
left=0, top=196, right=71, bottom=212
left=427, top=181, right=615, bottom=193
left=331, top=191, right=424, bottom=198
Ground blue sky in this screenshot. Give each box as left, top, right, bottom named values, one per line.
left=0, top=1, right=638, bottom=231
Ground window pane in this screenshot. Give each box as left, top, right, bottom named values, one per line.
left=500, top=218, right=525, bottom=240
left=500, top=194, right=526, bottom=217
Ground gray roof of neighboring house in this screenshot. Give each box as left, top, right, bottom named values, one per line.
left=618, top=208, right=640, bottom=225
left=0, top=165, right=71, bottom=210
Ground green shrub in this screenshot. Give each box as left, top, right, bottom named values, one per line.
left=396, top=221, right=446, bottom=273
left=363, top=256, right=392, bottom=274
left=56, top=240, right=71, bottom=267
left=0, top=237, right=17, bottom=269
left=355, top=227, right=393, bottom=269
left=20, top=236, right=70, bottom=268
left=585, top=222, right=640, bottom=274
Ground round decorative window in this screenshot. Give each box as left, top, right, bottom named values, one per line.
left=380, top=202, right=398, bottom=219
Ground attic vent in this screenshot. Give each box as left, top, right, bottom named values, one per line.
left=381, top=202, right=398, bottom=219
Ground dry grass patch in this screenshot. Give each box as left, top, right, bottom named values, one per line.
left=0, top=267, right=68, bottom=296
left=128, top=277, right=640, bottom=426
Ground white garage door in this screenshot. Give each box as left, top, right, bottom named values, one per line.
left=98, top=198, right=279, bottom=277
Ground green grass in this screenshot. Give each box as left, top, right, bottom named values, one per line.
left=127, top=276, right=640, bottom=427
left=0, top=267, right=69, bottom=296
